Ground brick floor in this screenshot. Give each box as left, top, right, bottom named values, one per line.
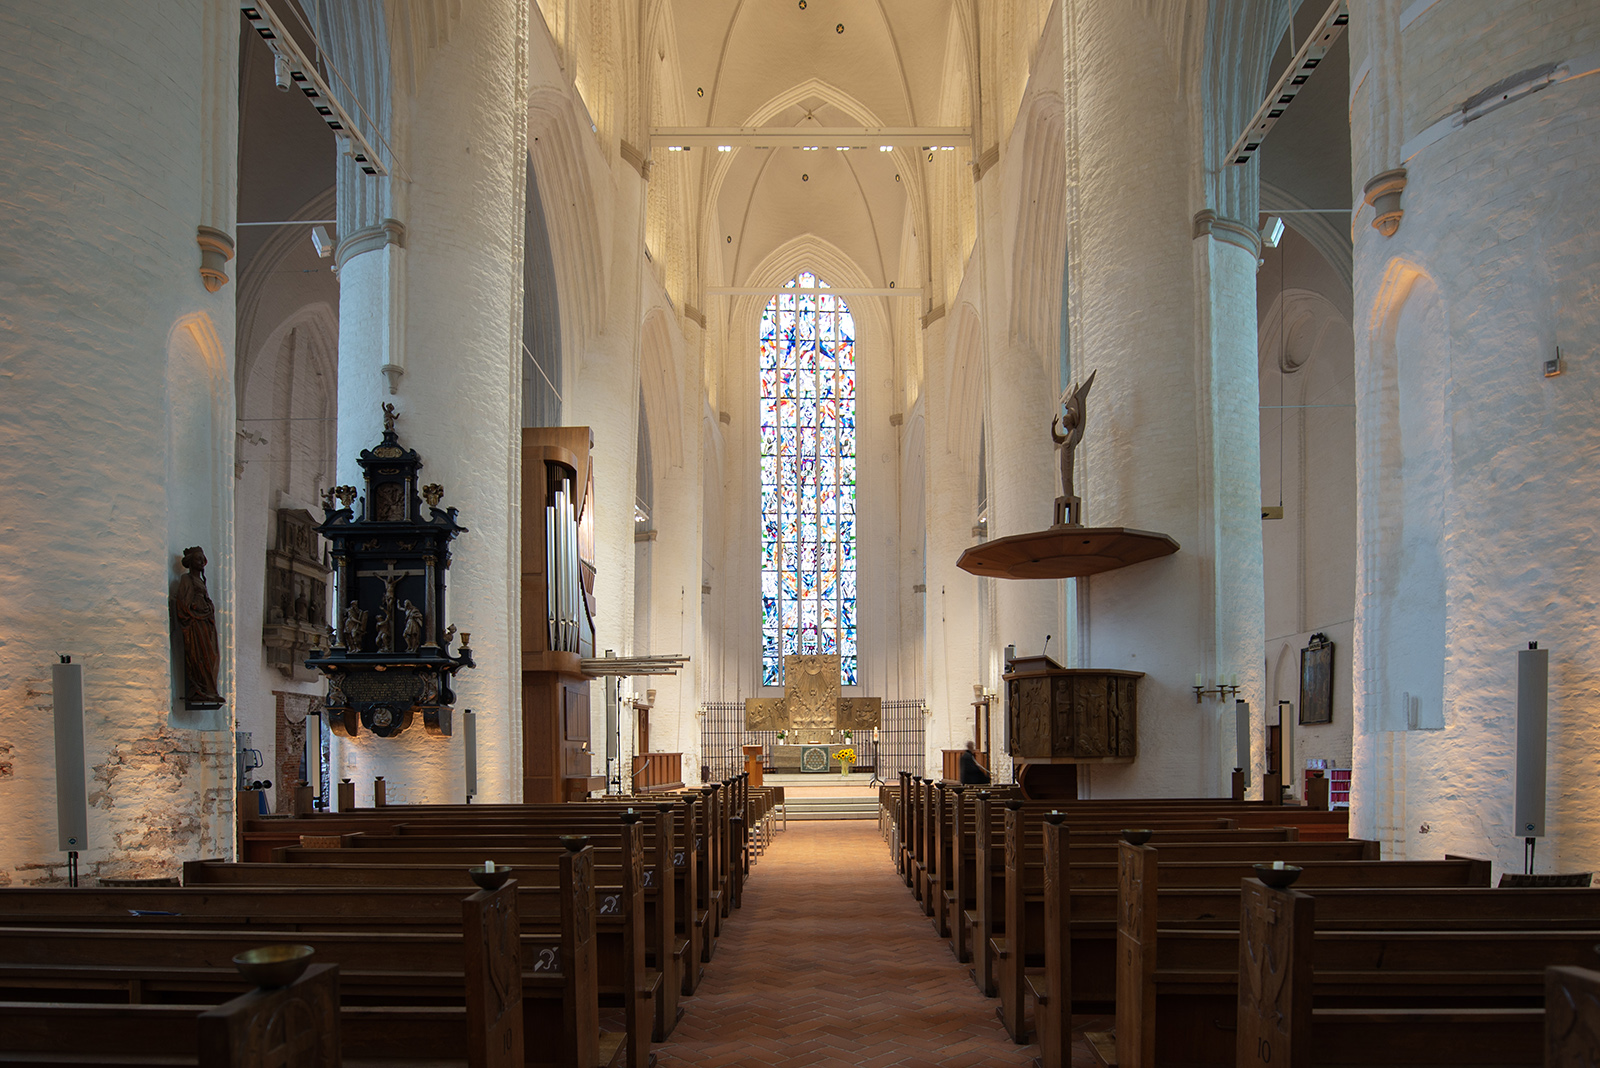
left=653, top=821, right=1108, bottom=1067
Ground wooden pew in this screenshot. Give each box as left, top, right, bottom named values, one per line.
left=942, top=787, right=1296, bottom=966
left=183, top=838, right=637, bottom=1068
left=1100, top=842, right=1502, bottom=1068
left=257, top=810, right=678, bottom=1046
left=964, top=795, right=1249, bottom=997
left=953, top=793, right=1254, bottom=978
left=0, top=961, right=342, bottom=1068
left=247, top=785, right=725, bottom=970
left=0, top=882, right=541, bottom=1068
left=1229, top=876, right=1600, bottom=1068
left=996, top=809, right=1378, bottom=1045
left=1545, top=965, right=1600, bottom=1065
left=0, top=880, right=599, bottom=1068
left=244, top=792, right=711, bottom=974
left=331, top=827, right=682, bottom=1034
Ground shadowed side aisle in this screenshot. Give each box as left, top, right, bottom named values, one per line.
left=655, top=820, right=1094, bottom=1068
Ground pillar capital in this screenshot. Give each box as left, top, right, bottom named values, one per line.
left=1192, top=209, right=1261, bottom=258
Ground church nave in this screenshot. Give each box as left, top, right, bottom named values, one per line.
left=656, top=820, right=1102, bottom=1068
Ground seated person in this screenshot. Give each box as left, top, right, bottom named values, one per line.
left=958, top=741, right=991, bottom=785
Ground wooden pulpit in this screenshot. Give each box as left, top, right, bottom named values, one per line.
left=1004, top=655, right=1141, bottom=799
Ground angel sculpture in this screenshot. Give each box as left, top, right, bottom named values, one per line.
left=1050, top=370, right=1096, bottom=525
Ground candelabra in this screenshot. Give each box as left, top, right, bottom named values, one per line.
left=1193, top=673, right=1241, bottom=703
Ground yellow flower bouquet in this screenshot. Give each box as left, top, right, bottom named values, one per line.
left=834, top=748, right=857, bottom=765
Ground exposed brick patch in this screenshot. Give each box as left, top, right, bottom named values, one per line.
left=0, top=740, right=13, bottom=778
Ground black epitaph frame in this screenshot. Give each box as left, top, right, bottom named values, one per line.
left=1298, top=634, right=1334, bottom=726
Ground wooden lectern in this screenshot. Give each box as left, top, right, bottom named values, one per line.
left=1003, top=654, right=1141, bottom=799
left=521, top=427, right=606, bottom=802
left=742, top=744, right=765, bottom=788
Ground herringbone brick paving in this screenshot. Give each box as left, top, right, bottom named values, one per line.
left=654, top=821, right=1106, bottom=1067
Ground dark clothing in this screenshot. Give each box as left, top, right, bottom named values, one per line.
left=958, top=750, right=991, bottom=785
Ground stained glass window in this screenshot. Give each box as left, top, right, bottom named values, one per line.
left=760, top=272, right=857, bottom=686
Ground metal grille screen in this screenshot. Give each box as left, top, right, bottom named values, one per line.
left=699, top=699, right=926, bottom=782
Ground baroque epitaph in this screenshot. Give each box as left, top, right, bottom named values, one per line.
left=305, top=405, right=474, bottom=738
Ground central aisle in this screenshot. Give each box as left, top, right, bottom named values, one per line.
left=655, top=820, right=1093, bottom=1067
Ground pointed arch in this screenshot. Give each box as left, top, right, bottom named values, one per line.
left=529, top=87, right=607, bottom=349
left=1007, top=90, right=1066, bottom=356
left=638, top=308, right=684, bottom=470
left=945, top=302, right=985, bottom=463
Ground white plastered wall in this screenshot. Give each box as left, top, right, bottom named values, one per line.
left=330, top=0, right=529, bottom=805
left=0, top=0, right=238, bottom=881
left=1349, top=0, right=1600, bottom=874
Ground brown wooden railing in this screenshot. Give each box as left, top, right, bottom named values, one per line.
left=631, top=751, right=684, bottom=792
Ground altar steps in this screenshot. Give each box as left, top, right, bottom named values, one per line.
left=784, top=795, right=881, bottom=821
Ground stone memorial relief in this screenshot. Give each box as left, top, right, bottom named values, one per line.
left=263, top=508, right=332, bottom=680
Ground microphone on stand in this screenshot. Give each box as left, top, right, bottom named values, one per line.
left=1043, top=634, right=1052, bottom=658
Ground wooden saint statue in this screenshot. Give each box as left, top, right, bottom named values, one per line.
left=174, top=546, right=224, bottom=708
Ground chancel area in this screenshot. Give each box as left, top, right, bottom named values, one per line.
left=3, top=1, right=1600, bottom=1063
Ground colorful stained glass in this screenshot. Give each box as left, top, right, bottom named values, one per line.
left=759, top=272, right=859, bottom=687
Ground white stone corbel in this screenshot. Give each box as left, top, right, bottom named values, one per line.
left=196, top=226, right=235, bottom=292
left=1362, top=168, right=1408, bottom=237
left=1192, top=209, right=1263, bottom=258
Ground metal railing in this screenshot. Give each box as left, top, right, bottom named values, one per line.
left=699, top=699, right=927, bottom=782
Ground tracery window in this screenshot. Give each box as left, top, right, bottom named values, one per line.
left=760, top=272, right=857, bottom=686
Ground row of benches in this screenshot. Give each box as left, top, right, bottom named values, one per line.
left=883, top=773, right=1600, bottom=1067
left=1, top=775, right=783, bottom=1068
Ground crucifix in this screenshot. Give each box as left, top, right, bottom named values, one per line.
left=355, top=559, right=425, bottom=654
left=745, top=654, right=880, bottom=735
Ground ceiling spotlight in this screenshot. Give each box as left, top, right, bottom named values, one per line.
left=836, top=23, right=844, bottom=33
left=272, top=50, right=292, bottom=92
left=879, top=146, right=892, bottom=152
left=1260, top=215, right=1285, bottom=248
left=696, top=87, right=704, bottom=97
left=801, top=173, right=809, bottom=182
left=717, top=145, right=732, bottom=152
left=797, top=0, right=805, bottom=8
left=310, top=225, right=334, bottom=258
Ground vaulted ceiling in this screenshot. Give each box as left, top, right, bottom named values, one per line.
left=664, top=0, right=963, bottom=289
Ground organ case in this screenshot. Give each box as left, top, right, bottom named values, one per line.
left=520, top=427, right=605, bottom=801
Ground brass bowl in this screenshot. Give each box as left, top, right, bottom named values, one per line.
left=1121, top=829, right=1153, bottom=846
left=233, top=944, right=314, bottom=988
left=1252, top=863, right=1303, bottom=889
left=470, top=864, right=512, bottom=891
